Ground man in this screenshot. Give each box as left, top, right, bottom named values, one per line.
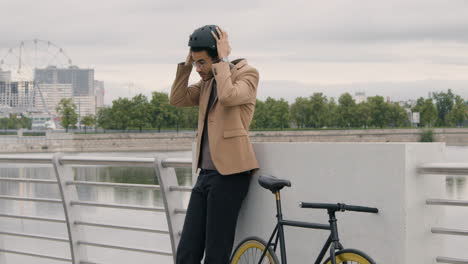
left=169, top=25, right=260, bottom=263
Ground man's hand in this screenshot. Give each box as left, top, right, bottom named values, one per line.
left=211, top=27, right=231, bottom=60
left=185, top=49, right=193, bottom=66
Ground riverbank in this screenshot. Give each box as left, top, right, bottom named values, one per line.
left=0, top=128, right=467, bottom=153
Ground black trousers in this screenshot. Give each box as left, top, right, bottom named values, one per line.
left=176, top=169, right=252, bottom=264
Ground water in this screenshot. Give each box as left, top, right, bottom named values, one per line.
left=0, top=151, right=192, bottom=264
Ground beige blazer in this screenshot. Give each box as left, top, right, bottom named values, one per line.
left=169, top=59, right=259, bottom=175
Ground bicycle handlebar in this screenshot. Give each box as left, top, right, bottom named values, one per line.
left=299, top=202, right=379, bottom=214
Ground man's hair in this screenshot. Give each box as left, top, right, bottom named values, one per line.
left=190, top=47, right=218, bottom=60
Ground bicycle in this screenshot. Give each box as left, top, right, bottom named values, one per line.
left=230, top=175, right=379, bottom=264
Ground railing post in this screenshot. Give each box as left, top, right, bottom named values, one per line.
left=154, top=157, right=185, bottom=263
left=52, top=153, right=86, bottom=264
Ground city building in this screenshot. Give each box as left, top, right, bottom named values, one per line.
left=94, top=80, right=105, bottom=109
left=73, top=95, right=96, bottom=117
left=34, top=83, right=72, bottom=115
left=354, top=92, right=366, bottom=104
left=34, top=66, right=94, bottom=96
left=0, top=70, right=11, bottom=82
left=0, top=81, right=35, bottom=111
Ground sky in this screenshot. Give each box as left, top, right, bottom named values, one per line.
left=1, top=0, right=468, bottom=104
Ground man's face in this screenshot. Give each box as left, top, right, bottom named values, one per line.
left=191, top=50, right=215, bottom=81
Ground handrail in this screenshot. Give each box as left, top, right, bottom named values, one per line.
left=66, top=181, right=161, bottom=190
left=0, top=230, right=69, bottom=242
left=427, top=199, right=468, bottom=207
left=70, top=200, right=165, bottom=212
left=0, top=249, right=72, bottom=262
left=74, top=221, right=169, bottom=234
left=436, top=256, right=468, bottom=264
left=0, top=195, right=62, bottom=203
left=419, top=162, right=468, bottom=263
left=0, top=155, right=192, bottom=264
left=77, top=241, right=173, bottom=256
left=432, top=227, right=468, bottom=237
left=418, top=163, right=468, bottom=175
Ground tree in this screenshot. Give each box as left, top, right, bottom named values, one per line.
left=387, top=103, right=409, bottom=127
left=183, top=107, right=199, bottom=130
left=130, top=94, right=152, bottom=132
left=447, top=95, right=467, bottom=126
left=309, top=93, right=328, bottom=128
left=433, top=89, right=455, bottom=126
left=251, top=99, right=268, bottom=129
left=81, top=115, right=96, bottom=134
left=412, top=97, right=437, bottom=127
left=327, top=97, right=338, bottom=128
left=290, top=97, right=311, bottom=128
left=337, top=93, right=357, bottom=128
left=111, top=97, right=133, bottom=130
left=56, top=98, right=78, bottom=132
left=356, top=102, right=371, bottom=128
left=150, top=92, right=172, bottom=132
left=96, top=107, right=114, bottom=130
left=367, top=96, right=389, bottom=128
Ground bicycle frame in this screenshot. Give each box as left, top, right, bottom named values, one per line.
left=258, top=191, right=344, bottom=264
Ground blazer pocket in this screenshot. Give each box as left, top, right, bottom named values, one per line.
left=223, top=128, right=248, bottom=138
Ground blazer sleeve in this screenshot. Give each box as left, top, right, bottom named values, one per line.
left=169, top=63, right=201, bottom=107
left=212, top=62, right=259, bottom=107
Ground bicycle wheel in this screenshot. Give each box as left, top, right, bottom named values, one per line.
left=230, top=236, right=279, bottom=264
left=323, top=248, right=375, bottom=264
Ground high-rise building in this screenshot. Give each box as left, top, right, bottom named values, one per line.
left=34, top=66, right=94, bottom=96
left=94, top=80, right=105, bottom=109
left=0, top=70, right=11, bottom=82
left=354, top=92, right=367, bottom=104
left=34, top=83, right=72, bottom=115
left=33, top=66, right=97, bottom=116
left=0, top=81, right=35, bottom=111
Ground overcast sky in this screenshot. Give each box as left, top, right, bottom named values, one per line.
left=1, top=0, right=468, bottom=104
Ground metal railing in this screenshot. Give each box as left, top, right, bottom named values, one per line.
left=419, top=163, right=468, bottom=264
left=0, top=153, right=192, bottom=264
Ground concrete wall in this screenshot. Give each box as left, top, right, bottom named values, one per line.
left=233, top=142, right=445, bottom=264
left=0, top=128, right=466, bottom=153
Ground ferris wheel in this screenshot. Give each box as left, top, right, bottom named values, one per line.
left=0, top=39, right=74, bottom=115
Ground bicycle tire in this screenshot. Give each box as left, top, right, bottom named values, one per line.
left=230, top=236, right=279, bottom=264
left=323, top=248, right=376, bottom=264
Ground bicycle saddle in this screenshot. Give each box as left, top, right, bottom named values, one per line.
left=258, top=175, right=291, bottom=193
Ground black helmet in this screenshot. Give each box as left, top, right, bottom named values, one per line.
left=188, top=25, right=220, bottom=50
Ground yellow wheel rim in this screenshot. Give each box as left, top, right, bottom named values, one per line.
left=325, top=252, right=371, bottom=264
left=231, top=240, right=276, bottom=264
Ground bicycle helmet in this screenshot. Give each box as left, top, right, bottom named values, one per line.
left=188, top=25, right=220, bottom=50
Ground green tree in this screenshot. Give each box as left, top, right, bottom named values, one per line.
left=81, top=115, right=96, bottom=134
left=183, top=107, right=199, bottom=130
left=251, top=99, right=268, bottom=129
left=447, top=95, right=467, bottom=126
left=111, top=98, right=132, bottom=130
left=309, top=93, right=328, bottom=128
left=433, top=89, right=455, bottom=126
left=337, top=93, right=357, bottom=128
left=387, top=103, right=409, bottom=127
left=412, top=97, right=437, bottom=127
left=355, top=102, right=372, bottom=128
left=96, top=107, right=114, bottom=130
left=367, top=96, right=389, bottom=128
left=290, top=97, right=311, bottom=128
left=150, top=92, right=172, bottom=132
left=327, top=97, right=338, bottom=128
left=56, top=98, right=78, bottom=132
left=130, top=94, right=152, bottom=132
